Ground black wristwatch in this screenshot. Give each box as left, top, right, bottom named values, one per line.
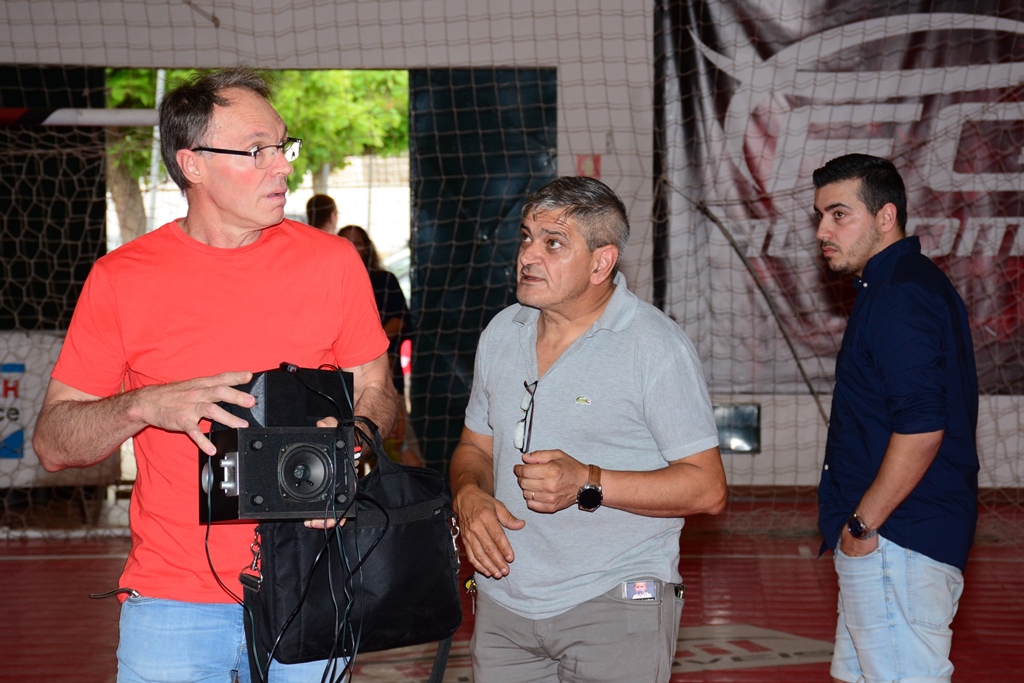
left=576, top=464, right=603, bottom=512
left=846, top=512, right=878, bottom=540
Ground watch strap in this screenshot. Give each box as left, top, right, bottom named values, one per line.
left=576, top=464, right=603, bottom=512
left=848, top=512, right=878, bottom=540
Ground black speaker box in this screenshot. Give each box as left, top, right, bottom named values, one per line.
left=221, top=364, right=354, bottom=429
left=199, top=366, right=357, bottom=524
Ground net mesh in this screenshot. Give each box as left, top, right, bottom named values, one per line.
left=0, top=2, right=1020, bottom=553
left=655, top=2, right=1024, bottom=545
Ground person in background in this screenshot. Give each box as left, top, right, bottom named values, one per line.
left=813, top=153, right=979, bottom=683
left=338, top=224, right=424, bottom=467
left=306, top=193, right=338, bottom=233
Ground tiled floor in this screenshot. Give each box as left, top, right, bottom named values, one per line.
left=1, top=502, right=1021, bottom=682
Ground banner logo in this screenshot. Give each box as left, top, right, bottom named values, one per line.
left=686, top=12, right=1024, bottom=388
left=1, top=363, right=25, bottom=459
left=693, top=13, right=1024, bottom=258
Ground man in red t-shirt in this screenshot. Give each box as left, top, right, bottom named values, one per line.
left=32, top=68, right=398, bottom=683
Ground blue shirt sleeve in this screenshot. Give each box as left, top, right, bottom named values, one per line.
left=869, top=281, right=949, bottom=435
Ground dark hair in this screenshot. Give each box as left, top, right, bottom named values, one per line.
left=306, top=194, right=337, bottom=229
left=521, top=176, right=630, bottom=273
left=159, top=68, right=274, bottom=192
left=812, top=154, right=907, bottom=232
left=337, top=224, right=383, bottom=271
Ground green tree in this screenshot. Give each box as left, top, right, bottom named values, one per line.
left=272, top=70, right=409, bottom=192
left=104, top=68, right=409, bottom=240
left=106, top=68, right=194, bottom=242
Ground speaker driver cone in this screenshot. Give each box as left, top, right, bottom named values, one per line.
left=278, top=443, right=332, bottom=501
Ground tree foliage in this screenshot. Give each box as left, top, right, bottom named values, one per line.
left=105, top=68, right=409, bottom=191
left=272, top=70, right=409, bottom=188
left=106, top=68, right=194, bottom=186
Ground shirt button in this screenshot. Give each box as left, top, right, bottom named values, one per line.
left=824, top=464, right=829, bottom=470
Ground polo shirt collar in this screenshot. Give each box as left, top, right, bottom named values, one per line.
left=512, top=271, right=637, bottom=332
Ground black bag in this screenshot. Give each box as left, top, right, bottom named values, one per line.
left=241, top=425, right=462, bottom=681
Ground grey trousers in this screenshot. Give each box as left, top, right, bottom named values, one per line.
left=470, top=579, right=684, bottom=683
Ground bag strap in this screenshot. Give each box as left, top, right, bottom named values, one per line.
left=241, top=572, right=270, bottom=683
left=428, top=636, right=453, bottom=683
left=354, top=415, right=400, bottom=475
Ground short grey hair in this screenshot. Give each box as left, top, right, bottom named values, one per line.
left=521, top=176, right=630, bottom=260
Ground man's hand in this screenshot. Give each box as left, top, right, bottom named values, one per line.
left=304, top=517, right=346, bottom=530
left=299, top=415, right=348, bottom=530
left=132, top=371, right=257, bottom=456
left=839, top=525, right=879, bottom=557
left=514, top=449, right=588, bottom=513
left=453, top=484, right=525, bottom=578
left=449, top=426, right=524, bottom=578
left=33, top=371, right=256, bottom=471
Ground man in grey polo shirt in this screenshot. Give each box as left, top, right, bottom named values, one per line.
left=450, top=176, right=728, bottom=683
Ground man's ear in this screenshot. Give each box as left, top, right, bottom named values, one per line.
left=177, top=150, right=202, bottom=183
left=590, top=244, right=619, bottom=285
left=878, top=202, right=899, bottom=235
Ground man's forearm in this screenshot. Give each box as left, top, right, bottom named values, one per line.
left=450, top=448, right=495, bottom=499
left=34, top=393, right=142, bottom=471
left=347, top=352, right=400, bottom=440
left=855, top=430, right=944, bottom=529
left=449, top=427, right=497, bottom=501
left=594, top=447, right=728, bottom=518
left=353, top=382, right=400, bottom=442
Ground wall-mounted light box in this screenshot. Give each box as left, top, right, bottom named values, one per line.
left=713, top=403, right=761, bottom=454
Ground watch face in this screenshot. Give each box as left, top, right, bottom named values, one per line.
left=847, top=515, right=875, bottom=540
left=578, top=486, right=602, bottom=510
left=843, top=518, right=860, bottom=540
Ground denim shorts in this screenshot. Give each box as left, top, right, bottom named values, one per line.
left=831, top=536, right=964, bottom=683
left=117, top=596, right=340, bottom=683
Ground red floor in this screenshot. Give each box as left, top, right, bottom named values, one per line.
left=1, top=502, right=1021, bottom=682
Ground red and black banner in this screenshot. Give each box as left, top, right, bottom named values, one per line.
left=656, top=2, right=1024, bottom=395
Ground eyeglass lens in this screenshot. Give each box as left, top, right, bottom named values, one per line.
left=254, top=139, right=301, bottom=169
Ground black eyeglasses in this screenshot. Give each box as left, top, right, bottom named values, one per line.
left=191, top=137, right=302, bottom=169
left=513, top=380, right=538, bottom=454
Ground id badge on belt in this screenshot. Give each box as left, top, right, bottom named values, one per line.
left=620, top=579, right=685, bottom=602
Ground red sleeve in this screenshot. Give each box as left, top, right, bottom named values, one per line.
left=51, top=259, right=128, bottom=398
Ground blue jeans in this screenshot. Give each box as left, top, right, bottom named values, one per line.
left=832, top=536, right=964, bottom=683
left=117, top=596, right=341, bottom=683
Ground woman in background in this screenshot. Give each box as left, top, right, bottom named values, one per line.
left=305, top=194, right=338, bottom=233
left=338, top=224, right=424, bottom=467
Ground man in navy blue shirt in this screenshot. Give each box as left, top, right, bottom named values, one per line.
left=813, top=154, right=978, bottom=683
